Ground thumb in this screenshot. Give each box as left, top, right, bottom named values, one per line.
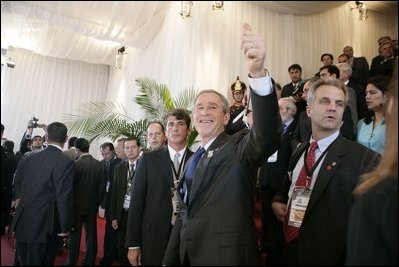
left=243, top=23, right=251, bottom=32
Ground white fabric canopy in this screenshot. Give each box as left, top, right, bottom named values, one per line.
left=1, top=1, right=398, bottom=158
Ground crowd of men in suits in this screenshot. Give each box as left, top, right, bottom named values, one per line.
left=1, top=28, right=397, bottom=266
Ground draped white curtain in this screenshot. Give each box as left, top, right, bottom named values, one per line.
left=107, top=1, right=397, bottom=119
left=1, top=47, right=109, bottom=154
left=1, top=1, right=397, bottom=158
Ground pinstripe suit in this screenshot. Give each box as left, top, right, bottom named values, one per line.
left=163, top=90, right=280, bottom=266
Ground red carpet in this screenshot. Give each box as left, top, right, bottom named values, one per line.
left=1, top=216, right=118, bottom=266
left=2, top=203, right=266, bottom=266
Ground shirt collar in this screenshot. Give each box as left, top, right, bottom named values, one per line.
left=168, top=145, right=187, bottom=160
left=310, top=130, right=339, bottom=153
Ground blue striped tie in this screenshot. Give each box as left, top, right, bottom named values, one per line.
left=184, top=147, right=206, bottom=200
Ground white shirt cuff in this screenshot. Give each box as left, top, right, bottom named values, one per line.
left=248, top=76, right=273, bottom=96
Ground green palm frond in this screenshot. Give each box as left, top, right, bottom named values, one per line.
left=62, top=77, right=199, bottom=148
left=62, top=101, right=133, bottom=139
left=86, top=118, right=148, bottom=144
left=173, top=86, right=198, bottom=112
left=135, top=77, right=174, bottom=121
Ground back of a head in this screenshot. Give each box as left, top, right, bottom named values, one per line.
left=46, top=122, right=67, bottom=144
left=3, top=140, right=14, bottom=153
left=68, top=136, right=78, bottom=148
left=74, top=138, right=90, bottom=153
left=320, top=65, right=340, bottom=79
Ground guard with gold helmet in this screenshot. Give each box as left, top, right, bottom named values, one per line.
left=225, top=76, right=248, bottom=135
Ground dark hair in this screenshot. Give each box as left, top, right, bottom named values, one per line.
left=319, top=65, right=340, bottom=79
left=363, top=75, right=391, bottom=125
left=46, top=122, right=67, bottom=144
left=147, top=121, right=165, bottom=132
left=1, top=123, right=4, bottom=134
left=68, top=136, right=78, bottom=148
left=164, top=108, right=191, bottom=128
left=320, top=53, right=334, bottom=61
left=74, top=138, right=90, bottom=153
left=124, top=136, right=140, bottom=147
left=288, top=64, right=302, bottom=73
left=100, top=142, right=114, bottom=151
left=3, top=140, right=14, bottom=153
left=367, top=75, right=390, bottom=94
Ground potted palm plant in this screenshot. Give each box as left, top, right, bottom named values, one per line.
left=62, top=77, right=198, bottom=148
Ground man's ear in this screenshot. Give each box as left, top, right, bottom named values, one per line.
left=224, top=112, right=231, bottom=126
left=306, top=105, right=312, bottom=118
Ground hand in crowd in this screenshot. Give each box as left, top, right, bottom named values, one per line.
left=111, top=219, right=118, bottom=230
left=271, top=202, right=287, bottom=222
left=241, top=23, right=266, bottom=78
left=127, top=248, right=142, bottom=266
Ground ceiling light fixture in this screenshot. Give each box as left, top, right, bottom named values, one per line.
left=212, top=1, right=224, bottom=10
left=180, top=1, right=193, bottom=19
left=351, top=1, right=368, bottom=21
left=115, top=46, right=125, bottom=70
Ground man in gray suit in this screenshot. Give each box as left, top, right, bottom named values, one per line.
left=162, top=23, right=280, bottom=266
left=272, top=78, right=380, bottom=265
left=12, top=122, right=74, bottom=265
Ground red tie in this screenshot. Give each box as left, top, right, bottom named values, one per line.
left=283, top=141, right=318, bottom=242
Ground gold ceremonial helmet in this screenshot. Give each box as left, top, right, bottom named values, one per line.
left=230, top=76, right=247, bottom=93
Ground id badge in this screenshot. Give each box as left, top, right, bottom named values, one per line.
left=123, top=194, right=131, bottom=210
left=288, top=187, right=311, bottom=228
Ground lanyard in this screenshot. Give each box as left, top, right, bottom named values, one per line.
left=303, top=140, right=335, bottom=187
left=170, top=150, right=187, bottom=181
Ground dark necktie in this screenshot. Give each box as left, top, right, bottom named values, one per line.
left=283, top=141, right=318, bottom=242
left=129, top=163, right=135, bottom=180
left=282, top=123, right=287, bottom=134
left=185, top=147, right=206, bottom=194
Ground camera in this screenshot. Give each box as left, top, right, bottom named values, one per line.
left=28, top=117, right=40, bottom=128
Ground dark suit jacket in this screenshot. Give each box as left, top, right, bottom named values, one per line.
left=163, top=90, right=280, bottom=266
left=346, top=175, right=398, bottom=266
left=73, top=154, right=104, bottom=215
left=281, top=83, right=296, bottom=98
left=350, top=56, right=369, bottom=85
left=12, top=145, right=74, bottom=243
left=369, top=56, right=397, bottom=78
left=259, top=119, right=297, bottom=190
left=274, top=135, right=380, bottom=265
left=125, top=147, right=193, bottom=265
left=101, top=157, right=123, bottom=219
left=110, top=161, right=129, bottom=225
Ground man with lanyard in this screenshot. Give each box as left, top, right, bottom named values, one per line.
left=109, top=137, right=141, bottom=266
left=126, top=108, right=193, bottom=266
left=272, top=78, right=380, bottom=265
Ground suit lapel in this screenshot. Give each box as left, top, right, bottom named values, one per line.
left=159, top=147, right=174, bottom=188
left=307, top=136, right=347, bottom=211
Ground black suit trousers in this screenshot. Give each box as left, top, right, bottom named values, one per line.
left=16, top=234, right=58, bottom=266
